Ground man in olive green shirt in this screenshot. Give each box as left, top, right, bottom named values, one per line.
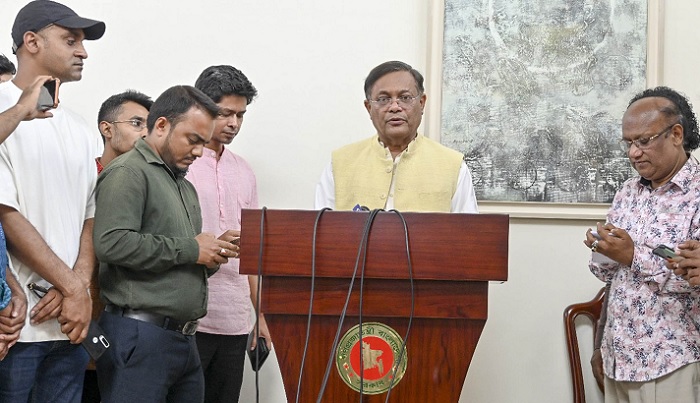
left=93, top=85, right=239, bottom=403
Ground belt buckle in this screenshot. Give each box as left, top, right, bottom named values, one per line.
left=181, top=321, right=198, bottom=336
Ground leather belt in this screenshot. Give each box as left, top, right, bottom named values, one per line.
left=104, top=304, right=198, bottom=336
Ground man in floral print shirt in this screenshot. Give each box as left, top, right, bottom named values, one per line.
left=584, top=86, right=700, bottom=402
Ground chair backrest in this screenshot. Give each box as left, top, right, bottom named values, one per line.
left=563, top=286, right=606, bottom=403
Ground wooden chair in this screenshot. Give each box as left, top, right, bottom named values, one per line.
left=563, top=287, right=606, bottom=403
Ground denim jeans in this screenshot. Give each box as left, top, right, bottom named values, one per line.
left=0, top=340, right=89, bottom=403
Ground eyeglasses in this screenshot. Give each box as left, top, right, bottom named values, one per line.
left=109, top=119, right=147, bottom=131
left=368, top=94, right=421, bottom=109
left=618, top=122, right=678, bottom=152
left=27, top=282, right=49, bottom=298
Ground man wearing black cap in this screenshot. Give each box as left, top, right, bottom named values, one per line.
left=0, top=1, right=105, bottom=402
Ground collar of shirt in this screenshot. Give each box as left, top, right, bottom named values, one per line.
left=201, top=147, right=220, bottom=160
left=636, top=155, right=699, bottom=193
left=134, top=139, right=182, bottom=179
left=376, top=134, right=420, bottom=160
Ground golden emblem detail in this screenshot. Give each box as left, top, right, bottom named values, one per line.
left=335, top=322, right=407, bottom=394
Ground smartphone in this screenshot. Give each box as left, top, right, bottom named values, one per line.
left=82, top=320, right=110, bottom=360
left=651, top=244, right=677, bottom=261
left=247, top=333, right=270, bottom=371
left=37, top=78, right=60, bottom=110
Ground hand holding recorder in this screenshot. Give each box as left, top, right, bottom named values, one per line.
left=584, top=222, right=634, bottom=266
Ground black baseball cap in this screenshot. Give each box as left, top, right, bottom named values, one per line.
left=11, top=1, right=106, bottom=54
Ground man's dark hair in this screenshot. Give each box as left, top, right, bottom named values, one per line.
left=0, top=54, right=16, bottom=75
left=628, top=86, right=700, bottom=152
left=146, top=85, right=220, bottom=132
left=364, top=61, right=424, bottom=99
left=97, top=90, right=153, bottom=127
left=195, top=65, right=258, bottom=105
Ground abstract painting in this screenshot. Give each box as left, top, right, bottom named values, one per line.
left=440, top=0, right=647, bottom=203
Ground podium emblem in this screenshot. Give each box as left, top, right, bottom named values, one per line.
left=335, top=322, right=407, bottom=394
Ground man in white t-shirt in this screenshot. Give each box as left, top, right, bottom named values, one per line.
left=0, top=1, right=105, bottom=401
left=0, top=76, right=55, bottom=360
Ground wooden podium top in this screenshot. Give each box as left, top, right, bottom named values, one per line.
left=239, top=209, right=508, bottom=282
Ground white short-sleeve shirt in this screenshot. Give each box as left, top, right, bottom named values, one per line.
left=0, top=81, right=103, bottom=342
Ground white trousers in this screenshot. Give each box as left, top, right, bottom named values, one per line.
left=605, top=362, right=700, bottom=403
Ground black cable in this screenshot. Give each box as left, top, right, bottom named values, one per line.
left=254, top=206, right=267, bottom=403
left=316, top=209, right=382, bottom=402
left=295, top=207, right=331, bottom=403
left=358, top=208, right=382, bottom=399
left=383, top=209, right=415, bottom=403
left=251, top=207, right=412, bottom=402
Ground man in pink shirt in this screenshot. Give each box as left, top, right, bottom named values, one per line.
left=186, top=65, right=271, bottom=403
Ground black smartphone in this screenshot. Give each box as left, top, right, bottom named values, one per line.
left=651, top=244, right=677, bottom=261
left=246, top=332, right=270, bottom=371
left=37, top=78, right=60, bottom=110
left=82, top=320, right=110, bottom=360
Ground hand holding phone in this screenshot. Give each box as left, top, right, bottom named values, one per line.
left=247, top=332, right=270, bottom=371
left=12, top=76, right=55, bottom=121
left=36, top=78, right=59, bottom=111
left=590, top=230, right=617, bottom=240
left=649, top=244, right=678, bottom=261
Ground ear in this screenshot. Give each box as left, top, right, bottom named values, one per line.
left=153, top=116, right=170, bottom=138
left=99, top=121, right=113, bottom=140
left=364, top=99, right=371, bottom=115
left=419, top=93, right=427, bottom=115
left=22, top=32, right=41, bottom=54
left=671, top=123, right=685, bottom=146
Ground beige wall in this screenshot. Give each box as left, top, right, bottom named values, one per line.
left=0, top=1, right=698, bottom=401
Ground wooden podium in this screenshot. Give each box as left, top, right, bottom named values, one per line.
left=239, top=209, right=508, bottom=402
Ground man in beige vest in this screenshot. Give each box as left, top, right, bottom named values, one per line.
left=315, top=60, right=478, bottom=213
